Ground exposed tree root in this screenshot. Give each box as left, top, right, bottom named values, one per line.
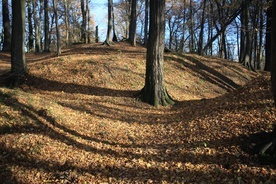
left=0, top=72, right=27, bottom=88
left=136, top=87, right=175, bottom=107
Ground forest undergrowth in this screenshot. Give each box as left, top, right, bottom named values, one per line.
left=0, top=42, right=275, bottom=183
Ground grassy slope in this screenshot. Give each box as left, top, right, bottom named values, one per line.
left=0, top=42, right=275, bottom=183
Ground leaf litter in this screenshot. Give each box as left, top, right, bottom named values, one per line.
left=0, top=42, right=275, bottom=183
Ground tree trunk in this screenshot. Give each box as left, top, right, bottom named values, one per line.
left=138, top=0, right=174, bottom=107
left=144, top=0, right=149, bottom=46
left=33, top=0, right=41, bottom=52
left=2, top=0, right=11, bottom=52
left=112, top=1, right=118, bottom=42
left=104, top=0, right=113, bottom=45
left=64, top=0, right=69, bottom=47
left=44, top=0, right=50, bottom=52
left=53, top=0, right=61, bottom=55
left=239, top=3, right=245, bottom=63
left=264, top=1, right=272, bottom=71
left=271, top=0, right=276, bottom=104
left=39, top=0, right=44, bottom=50
left=8, top=0, right=27, bottom=87
left=179, top=0, right=186, bottom=53
left=189, top=0, right=195, bottom=52
left=87, top=0, right=91, bottom=43
left=81, top=0, right=87, bottom=43
left=27, top=0, right=34, bottom=51
left=95, top=26, right=99, bottom=43
left=256, top=1, right=264, bottom=70
left=243, top=2, right=254, bottom=70
left=255, top=0, right=276, bottom=159
left=197, top=0, right=206, bottom=55
left=168, top=17, right=173, bottom=50
left=129, top=0, right=137, bottom=46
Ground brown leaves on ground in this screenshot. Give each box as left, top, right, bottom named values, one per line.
left=0, top=42, right=275, bottom=183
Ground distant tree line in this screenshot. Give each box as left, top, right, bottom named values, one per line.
left=112, top=0, right=273, bottom=71
left=1, top=0, right=93, bottom=54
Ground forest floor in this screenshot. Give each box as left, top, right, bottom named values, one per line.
left=0, top=42, right=275, bottom=183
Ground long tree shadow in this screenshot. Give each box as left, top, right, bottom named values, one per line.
left=26, top=74, right=137, bottom=97
left=165, top=54, right=241, bottom=92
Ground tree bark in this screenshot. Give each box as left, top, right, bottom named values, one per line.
left=129, top=0, right=137, bottom=46
left=81, top=0, right=87, bottom=43
left=197, top=0, right=207, bottom=55
left=242, top=2, right=254, bottom=70
left=265, top=1, right=272, bottom=71
left=112, top=1, right=118, bottom=42
left=44, top=0, right=50, bottom=52
left=33, top=0, right=41, bottom=52
left=138, top=0, right=174, bottom=107
left=27, top=0, right=34, bottom=51
left=64, top=0, right=69, bottom=47
left=2, top=0, right=11, bottom=52
left=271, top=0, right=276, bottom=104
left=87, top=0, right=91, bottom=43
left=95, top=26, right=99, bottom=43
left=8, top=0, right=27, bottom=87
left=144, top=0, right=149, bottom=46
left=189, top=0, right=195, bottom=52
left=255, top=0, right=276, bottom=158
left=53, top=0, right=61, bottom=55
left=104, top=0, right=113, bottom=45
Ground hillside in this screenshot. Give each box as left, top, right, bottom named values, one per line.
left=0, top=42, right=275, bottom=183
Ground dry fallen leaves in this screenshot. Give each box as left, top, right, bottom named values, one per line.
left=0, top=43, right=275, bottom=183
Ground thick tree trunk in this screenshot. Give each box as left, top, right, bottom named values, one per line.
left=189, top=0, right=195, bottom=52
left=81, top=0, right=87, bottom=43
left=104, top=0, right=113, bottom=45
left=7, top=0, right=27, bottom=87
left=2, top=0, right=11, bottom=52
left=179, top=0, right=186, bottom=53
left=144, top=0, right=149, bottom=46
left=138, top=0, right=174, bottom=107
left=112, top=1, right=118, bottom=42
left=44, top=0, right=50, bottom=52
left=129, top=0, right=137, bottom=46
left=53, top=0, right=61, bottom=55
left=33, top=0, right=41, bottom=52
left=271, top=0, right=276, bottom=104
left=197, top=0, right=206, bottom=55
left=27, top=0, right=34, bottom=51
left=64, top=0, right=69, bottom=47
left=256, top=1, right=264, bottom=70
left=87, top=0, right=91, bottom=43
left=255, top=0, right=276, bottom=161
left=264, top=2, right=272, bottom=71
